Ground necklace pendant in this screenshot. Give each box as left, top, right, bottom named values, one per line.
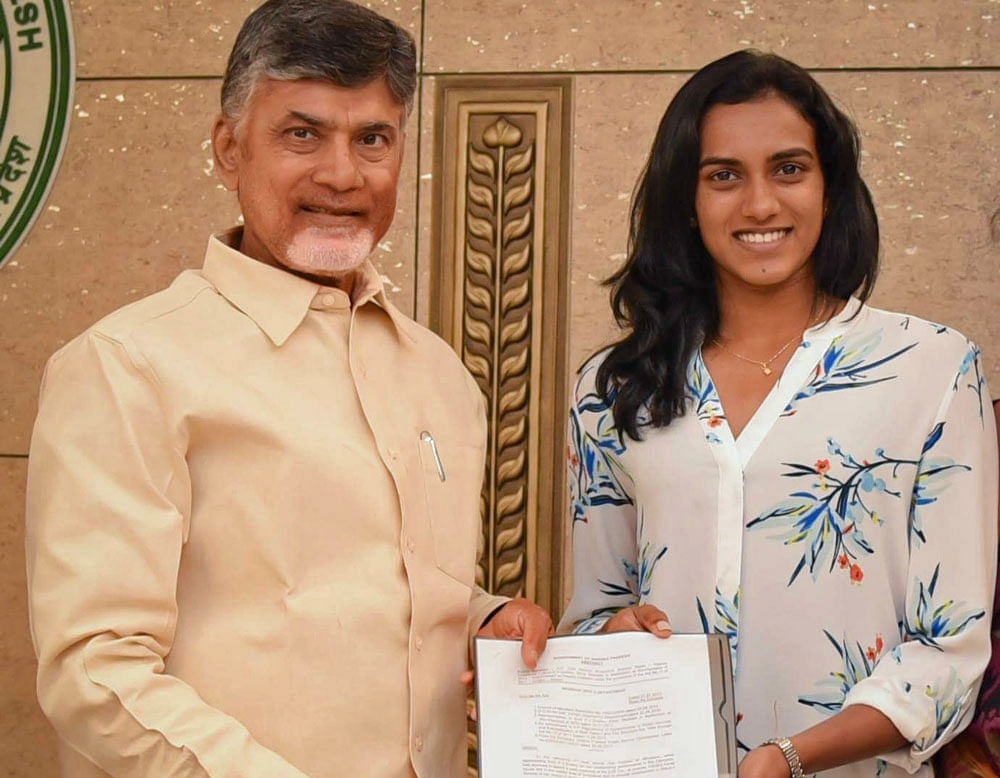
left=762, top=365, right=773, bottom=375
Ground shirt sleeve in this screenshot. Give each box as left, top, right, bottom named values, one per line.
left=462, top=369, right=510, bottom=653
left=557, top=366, right=639, bottom=634
left=25, top=331, right=313, bottom=778
left=843, top=343, right=998, bottom=772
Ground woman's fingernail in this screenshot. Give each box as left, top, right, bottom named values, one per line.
left=655, top=620, right=671, bottom=632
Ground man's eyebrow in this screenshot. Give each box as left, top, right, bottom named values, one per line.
left=287, top=110, right=328, bottom=128
left=284, top=114, right=399, bottom=134
left=359, top=121, right=398, bottom=134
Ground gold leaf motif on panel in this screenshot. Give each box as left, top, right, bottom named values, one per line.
left=502, top=244, right=531, bottom=276
left=502, top=211, right=531, bottom=245
left=504, top=145, right=533, bottom=178
left=465, top=246, right=494, bottom=278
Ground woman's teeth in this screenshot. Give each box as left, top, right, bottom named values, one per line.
left=737, top=229, right=789, bottom=244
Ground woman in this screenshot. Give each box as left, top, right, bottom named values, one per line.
left=560, top=50, right=997, bottom=778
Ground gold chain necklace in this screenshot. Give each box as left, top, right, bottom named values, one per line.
left=711, top=332, right=803, bottom=376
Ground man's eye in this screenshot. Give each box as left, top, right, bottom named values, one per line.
left=360, top=133, right=386, bottom=147
left=289, top=128, right=315, bottom=140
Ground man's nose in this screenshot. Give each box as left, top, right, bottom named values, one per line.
left=312, top=139, right=364, bottom=191
left=741, top=176, right=780, bottom=221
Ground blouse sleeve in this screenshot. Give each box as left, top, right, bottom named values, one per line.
left=843, top=343, right=998, bottom=771
left=557, top=365, right=640, bottom=634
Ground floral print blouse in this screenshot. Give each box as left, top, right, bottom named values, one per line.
left=559, top=300, right=998, bottom=778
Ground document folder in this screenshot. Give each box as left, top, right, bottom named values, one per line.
left=475, top=632, right=737, bottom=778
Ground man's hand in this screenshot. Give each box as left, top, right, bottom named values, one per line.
left=476, top=597, right=554, bottom=669
left=602, top=604, right=672, bottom=637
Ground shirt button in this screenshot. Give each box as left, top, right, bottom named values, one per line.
left=415, top=635, right=423, bottom=651
left=406, top=536, right=416, bottom=553
left=321, top=294, right=337, bottom=306
left=415, top=737, right=424, bottom=752
left=388, top=447, right=400, bottom=460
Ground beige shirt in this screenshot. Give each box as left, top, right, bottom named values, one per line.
left=25, top=230, right=506, bottom=778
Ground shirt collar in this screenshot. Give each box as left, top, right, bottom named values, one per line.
left=202, top=227, right=406, bottom=346
left=804, top=295, right=866, bottom=343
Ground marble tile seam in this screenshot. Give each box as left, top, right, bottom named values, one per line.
left=75, top=65, right=1000, bottom=84
left=423, top=66, right=1000, bottom=76
left=413, top=0, right=428, bottom=313
left=76, top=75, right=222, bottom=82
left=419, top=0, right=428, bottom=75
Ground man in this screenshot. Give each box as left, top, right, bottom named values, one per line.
left=25, top=2, right=552, bottom=777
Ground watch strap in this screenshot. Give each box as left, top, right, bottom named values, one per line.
left=763, top=737, right=805, bottom=778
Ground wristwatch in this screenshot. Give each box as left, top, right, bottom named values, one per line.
left=763, top=737, right=805, bottom=778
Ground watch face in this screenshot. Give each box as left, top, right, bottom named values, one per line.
left=0, top=0, right=75, bottom=268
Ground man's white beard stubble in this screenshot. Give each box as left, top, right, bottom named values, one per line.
left=284, top=227, right=375, bottom=279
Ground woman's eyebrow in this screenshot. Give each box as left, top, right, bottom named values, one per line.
left=699, top=155, right=741, bottom=168
left=769, top=147, right=815, bottom=161
left=699, top=148, right=815, bottom=168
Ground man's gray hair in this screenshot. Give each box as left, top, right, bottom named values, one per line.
left=221, top=0, right=417, bottom=121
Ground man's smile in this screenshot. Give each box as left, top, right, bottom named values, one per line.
left=300, top=205, right=365, bottom=216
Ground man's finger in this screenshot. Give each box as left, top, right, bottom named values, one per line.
left=460, top=670, right=475, bottom=686
left=519, top=609, right=553, bottom=669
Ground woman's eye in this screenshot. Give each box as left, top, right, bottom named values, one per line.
left=710, top=170, right=738, bottom=182
left=777, top=163, right=803, bottom=176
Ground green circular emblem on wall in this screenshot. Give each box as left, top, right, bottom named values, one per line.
left=0, top=0, right=74, bottom=268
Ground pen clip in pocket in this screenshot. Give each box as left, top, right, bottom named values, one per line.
left=419, top=430, right=446, bottom=481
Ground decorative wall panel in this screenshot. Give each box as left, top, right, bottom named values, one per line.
left=431, top=76, right=572, bottom=777
left=431, top=78, right=571, bottom=614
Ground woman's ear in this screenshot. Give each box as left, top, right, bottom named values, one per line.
left=212, top=115, right=240, bottom=192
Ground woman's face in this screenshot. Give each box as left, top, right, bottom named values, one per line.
left=694, top=94, right=826, bottom=293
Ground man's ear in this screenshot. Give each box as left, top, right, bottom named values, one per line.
left=212, top=115, right=240, bottom=192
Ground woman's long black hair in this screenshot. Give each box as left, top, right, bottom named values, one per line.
left=596, top=50, right=880, bottom=441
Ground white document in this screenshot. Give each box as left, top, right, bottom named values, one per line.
left=475, top=632, right=734, bottom=778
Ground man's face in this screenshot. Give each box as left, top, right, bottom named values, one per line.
left=213, top=77, right=405, bottom=282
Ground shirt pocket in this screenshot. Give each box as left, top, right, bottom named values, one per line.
left=416, top=430, right=482, bottom=587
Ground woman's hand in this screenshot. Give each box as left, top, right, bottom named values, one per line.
left=601, top=604, right=673, bottom=637
left=738, top=705, right=906, bottom=776
left=738, top=745, right=792, bottom=778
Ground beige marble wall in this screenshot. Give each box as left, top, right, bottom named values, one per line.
left=424, top=0, right=998, bottom=71
left=4, top=0, right=998, bottom=774
left=567, top=71, right=1000, bottom=374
